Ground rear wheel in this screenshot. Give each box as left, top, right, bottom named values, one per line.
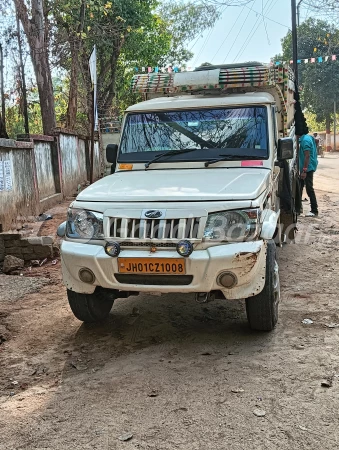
left=245, top=240, right=280, bottom=331
left=278, top=160, right=298, bottom=243
left=67, top=288, right=115, bottom=323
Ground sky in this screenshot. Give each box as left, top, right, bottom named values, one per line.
left=187, top=0, right=314, bottom=68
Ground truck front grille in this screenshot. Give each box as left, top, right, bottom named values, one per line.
left=110, top=218, right=201, bottom=241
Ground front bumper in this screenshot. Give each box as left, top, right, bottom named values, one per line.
left=61, top=240, right=267, bottom=300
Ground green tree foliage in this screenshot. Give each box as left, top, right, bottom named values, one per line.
left=159, top=2, right=220, bottom=64
left=2, top=0, right=223, bottom=134
left=52, top=0, right=221, bottom=122
left=278, top=18, right=339, bottom=127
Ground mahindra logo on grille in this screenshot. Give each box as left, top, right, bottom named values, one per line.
left=144, top=210, right=163, bottom=219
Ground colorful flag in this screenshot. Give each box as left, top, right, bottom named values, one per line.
left=318, top=57, right=323, bottom=62
left=311, top=58, right=315, bottom=63
left=332, top=55, right=337, bottom=61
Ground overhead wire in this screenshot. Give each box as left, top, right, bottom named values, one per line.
left=262, top=0, right=270, bottom=45
left=233, top=0, right=278, bottom=62
left=222, top=5, right=253, bottom=63
left=243, top=6, right=289, bottom=29
left=192, top=5, right=229, bottom=67
left=210, top=5, right=245, bottom=63
left=232, top=0, right=274, bottom=62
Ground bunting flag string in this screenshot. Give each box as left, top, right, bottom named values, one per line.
left=134, top=66, right=194, bottom=74
left=274, top=54, right=337, bottom=66
left=134, top=54, right=339, bottom=74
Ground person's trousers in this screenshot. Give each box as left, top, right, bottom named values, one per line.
left=300, top=171, right=318, bottom=214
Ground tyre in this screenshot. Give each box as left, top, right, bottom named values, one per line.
left=245, top=240, right=280, bottom=331
left=67, top=288, right=115, bottom=323
left=278, top=160, right=298, bottom=243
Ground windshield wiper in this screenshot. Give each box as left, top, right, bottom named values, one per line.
left=205, top=154, right=261, bottom=168
left=145, top=149, right=197, bottom=169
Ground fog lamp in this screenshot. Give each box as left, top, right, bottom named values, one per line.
left=79, top=268, right=95, bottom=284
left=105, top=241, right=121, bottom=257
left=176, top=240, right=193, bottom=257
left=217, top=272, right=237, bottom=289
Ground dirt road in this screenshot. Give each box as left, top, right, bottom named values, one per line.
left=1, top=155, right=339, bottom=450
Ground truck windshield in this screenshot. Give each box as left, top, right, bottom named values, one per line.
left=118, top=106, right=268, bottom=163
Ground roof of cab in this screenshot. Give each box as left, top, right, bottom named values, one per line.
left=126, top=92, right=275, bottom=112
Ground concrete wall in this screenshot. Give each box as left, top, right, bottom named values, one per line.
left=0, top=132, right=101, bottom=232
left=34, top=138, right=57, bottom=199
left=0, top=139, right=39, bottom=232
left=59, top=132, right=101, bottom=197
left=59, top=133, right=80, bottom=197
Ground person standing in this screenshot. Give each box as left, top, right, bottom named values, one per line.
left=299, top=132, right=319, bottom=217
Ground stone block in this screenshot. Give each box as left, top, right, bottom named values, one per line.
left=4, top=246, right=23, bottom=254
left=1, top=233, right=21, bottom=241
left=3, top=255, right=25, bottom=274
left=27, top=237, right=43, bottom=246
left=52, top=244, right=60, bottom=257
left=0, top=237, right=4, bottom=262
left=33, top=246, right=53, bottom=258
left=41, top=236, right=54, bottom=245
left=21, top=246, right=35, bottom=255
left=19, top=239, right=30, bottom=247
left=4, top=240, right=21, bottom=248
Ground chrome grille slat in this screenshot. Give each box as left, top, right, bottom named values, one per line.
left=109, top=216, right=202, bottom=242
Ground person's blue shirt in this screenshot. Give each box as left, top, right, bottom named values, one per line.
left=299, top=134, right=318, bottom=172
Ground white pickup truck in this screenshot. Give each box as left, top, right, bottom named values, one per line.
left=58, top=63, right=298, bottom=331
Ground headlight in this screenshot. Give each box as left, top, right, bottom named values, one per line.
left=203, top=209, right=260, bottom=242
left=66, top=208, right=104, bottom=240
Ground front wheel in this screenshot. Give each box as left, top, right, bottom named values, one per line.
left=245, top=240, right=280, bottom=331
left=67, top=288, right=115, bottom=323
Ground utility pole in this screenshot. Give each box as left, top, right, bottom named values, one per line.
left=16, top=14, right=29, bottom=135
left=291, top=0, right=298, bottom=87
left=0, top=43, right=7, bottom=136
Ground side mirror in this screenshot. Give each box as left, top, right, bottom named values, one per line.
left=277, top=138, right=294, bottom=161
left=106, top=144, right=119, bottom=173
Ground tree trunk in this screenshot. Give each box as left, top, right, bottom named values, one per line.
left=65, top=1, right=86, bottom=130
left=0, top=113, right=8, bottom=139
left=326, top=114, right=332, bottom=152
left=65, top=40, right=79, bottom=130
left=97, top=37, right=125, bottom=118
left=14, top=0, right=56, bottom=136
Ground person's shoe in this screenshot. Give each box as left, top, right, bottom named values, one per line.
left=302, top=198, right=308, bottom=202
left=305, top=211, right=318, bottom=217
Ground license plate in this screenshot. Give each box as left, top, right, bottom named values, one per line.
left=118, top=258, right=186, bottom=274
